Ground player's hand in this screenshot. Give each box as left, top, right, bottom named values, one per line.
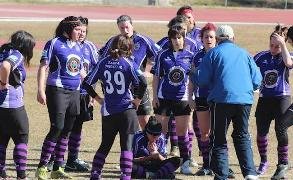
left=271, top=33, right=286, bottom=46
left=37, top=90, right=46, bottom=105
left=132, top=98, right=141, bottom=110
left=152, top=97, right=160, bottom=109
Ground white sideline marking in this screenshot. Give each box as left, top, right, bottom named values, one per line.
left=0, top=17, right=279, bottom=26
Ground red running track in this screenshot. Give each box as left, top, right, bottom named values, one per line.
left=0, top=3, right=292, bottom=24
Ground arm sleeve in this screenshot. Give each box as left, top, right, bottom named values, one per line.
left=131, top=63, right=147, bottom=99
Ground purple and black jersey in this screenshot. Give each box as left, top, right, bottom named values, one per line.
left=80, top=40, right=99, bottom=94
left=157, top=36, right=202, bottom=53
left=153, top=48, right=193, bottom=101
left=99, top=32, right=160, bottom=70
left=187, top=27, right=202, bottom=45
left=254, top=50, right=293, bottom=97
left=0, top=49, right=26, bottom=108
left=84, top=56, right=143, bottom=116
left=192, top=49, right=209, bottom=98
left=132, top=131, right=167, bottom=158
left=41, top=36, right=84, bottom=90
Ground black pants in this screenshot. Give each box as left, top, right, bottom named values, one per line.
left=0, top=106, right=29, bottom=145
left=255, top=96, right=291, bottom=146
left=97, top=109, right=139, bottom=155
left=45, top=86, right=80, bottom=141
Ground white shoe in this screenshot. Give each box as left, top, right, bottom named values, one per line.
left=189, top=158, right=198, bottom=167
left=245, top=175, right=259, bottom=180
left=180, top=160, right=193, bottom=175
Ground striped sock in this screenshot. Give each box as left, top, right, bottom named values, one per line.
left=0, top=145, right=6, bottom=174
left=54, top=136, right=69, bottom=169
left=91, top=152, right=106, bottom=179
left=39, top=139, right=57, bottom=167
left=178, top=134, right=190, bottom=162
left=257, top=135, right=268, bottom=162
left=68, top=132, right=82, bottom=161
left=120, top=151, right=133, bottom=180
left=188, top=130, right=194, bottom=157
left=193, top=114, right=202, bottom=152
left=169, top=116, right=178, bottom=147
left=278, top=145, right=289, bottom=165
left=13, top=143, right=27, bottom=178
left=201, top=140, right=210, bottom=168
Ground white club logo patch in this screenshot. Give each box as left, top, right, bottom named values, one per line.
left=66, top=54, right=81, bottom=76
left=168, top=66, right=185, bottom=86
left=263, top=69, right=278, bottom=88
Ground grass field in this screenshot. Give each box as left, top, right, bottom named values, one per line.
left=1, top=21, right=293, bottom=179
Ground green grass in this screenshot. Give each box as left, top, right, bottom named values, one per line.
left=1, top=21, right=293, bottom=179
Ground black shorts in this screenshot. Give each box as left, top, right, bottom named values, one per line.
left=46, top=85, right=80, bottom=123
left=0, top=106, right=29, bottom=137
left=195, top=97, right=210, bottom=111
left=102, top=109, right=139, bottom=134
left=136, top=88, right=152, bottom=116
left=77, top=94, right=93, bottom=122
left=255, top=96, right=291, bottom=119
left=154, top=98, right=191, bottom=116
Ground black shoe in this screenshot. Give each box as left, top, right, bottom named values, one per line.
left=65, top=159, right=90, bottom=172
left=228, top=168, right=235, bottom=179
left=195, top=167, right=213, bottom=176
left=271, top=164, right=289, bottom=179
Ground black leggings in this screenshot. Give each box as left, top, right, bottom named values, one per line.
left=97, top=109, right=139, bottom=155
left=255, top=96, right=291, bottom=146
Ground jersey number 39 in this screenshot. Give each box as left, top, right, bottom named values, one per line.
left=104, top=70, right=125, bottom=94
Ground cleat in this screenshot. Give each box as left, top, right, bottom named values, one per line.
left=65, top=159, right=90, bottom=172
left=257, top=161, right=269, bottom=175
left=245, top=175, right=259, bottom=180
left=271, top=164, right=289, bottom=180
left=51, top=167, right=72, bottom=179
left=228, top=168, right=235, bottom=179
left=180, top=160, right=193, bottom=175
left=195, top=167, right=213, bottom=176
left=169, top=146, right=179, bottom=157
left=35, top=166, right=48, bottom=180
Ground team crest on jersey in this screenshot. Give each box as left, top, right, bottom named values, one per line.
left=168, top=66, right=185, bottom=86
left=8, top=55, right=18, bottom=63
left=264, top=69, right=278, bottom=88
left=134, top=42, right=140, bottom=50
left=66, top=54, right=81, bottom=76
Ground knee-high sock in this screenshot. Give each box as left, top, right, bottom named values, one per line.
left=169, top=116, right=178, bottom=147
left=91, top=151, right=106, bottom=179
left=120, top=151, right=133, bottom=180
left=14, top=143, right=27, bottom=178
left=188, top=130, right=194, bottom=157
left=201, top=140, right=210, bottom=168
left=178, top=134, right=190, bottom=162
left=68, top=132, right=82, bottom=161
left=53, top=136, right=69, bottom=169
left=257, top=135, right=268, bottom=162
left=278, top=145, right=289, bottom=165
left=39, top=139, right=57, bottom=167
left=193, top=114, right=202, bottom=152
left=0, top=145, right=6, bottom=172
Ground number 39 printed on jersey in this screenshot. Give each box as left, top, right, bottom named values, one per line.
left=104, top=70, right=125, bottom=94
